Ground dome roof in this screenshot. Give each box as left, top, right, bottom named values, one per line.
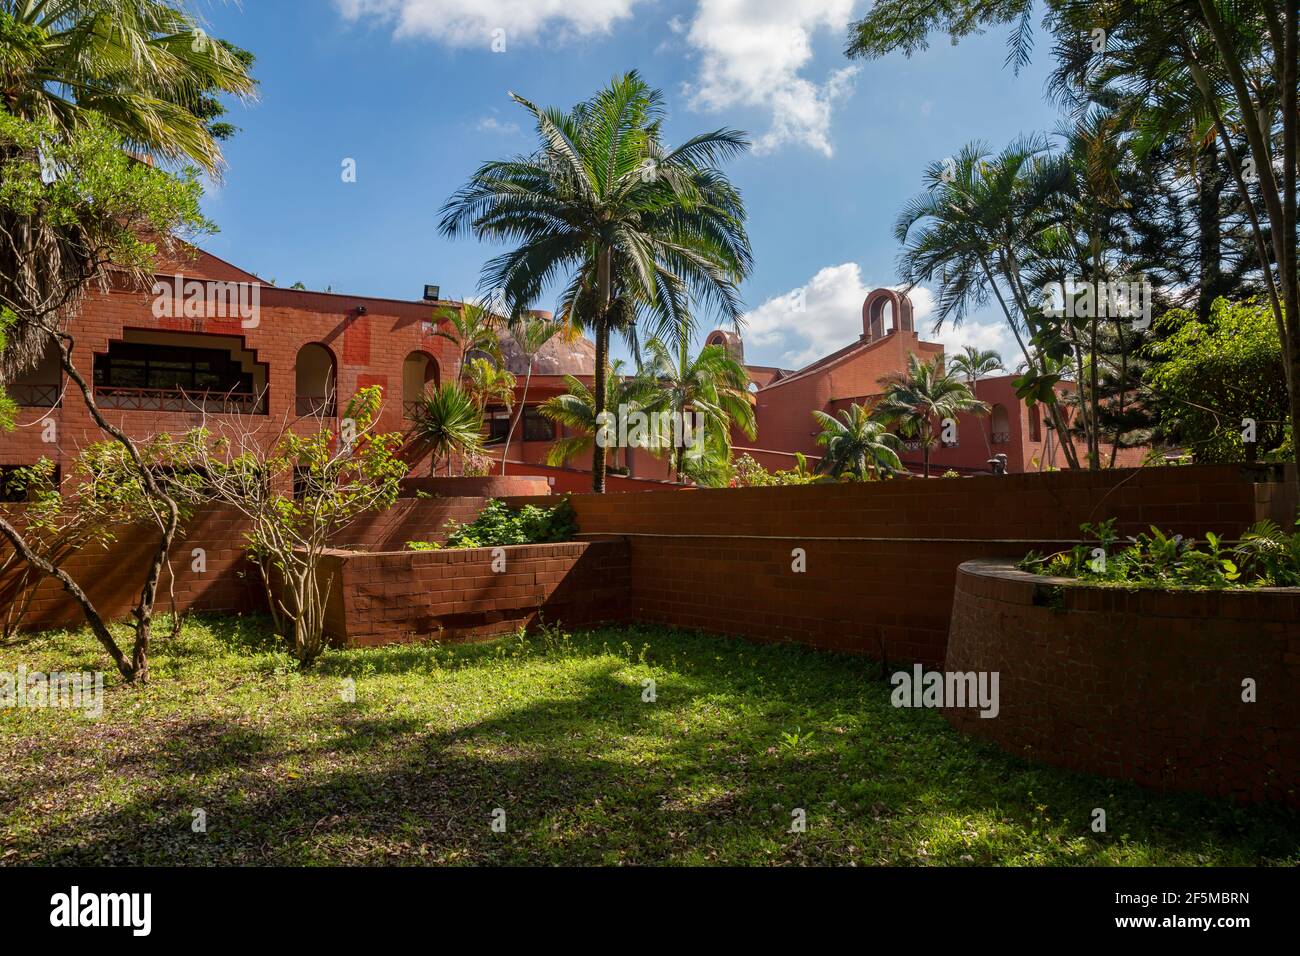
left=498, top=329, right=597, bottom=377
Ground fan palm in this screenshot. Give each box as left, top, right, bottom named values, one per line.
left=439, top=70, right=752, bottom=492
left=813, top=404, right=905, bottom=481
left=0, top=0, right=256, bottom=173
left=642, top=335, right=756, bottom=482
left=538, top=360, right=663, bottom=471
left=874, top=353, right=990, bottom=477
left=411, top=383, right=484, bottom=476
left=500, top=314, right=561, bottom=473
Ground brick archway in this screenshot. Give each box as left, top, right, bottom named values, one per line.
left=862, top=288, right=915, bottom=341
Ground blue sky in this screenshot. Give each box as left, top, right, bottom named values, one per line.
left=197, top=1, right=1063, bottom=370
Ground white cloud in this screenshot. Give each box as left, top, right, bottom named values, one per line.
left=335, top=0, right=645, bottom=46
left=740, top=262, right=1020, bottom=370
left=682, top=0, right=860, bottom=156
left=475, top=115, right=520, bottom=134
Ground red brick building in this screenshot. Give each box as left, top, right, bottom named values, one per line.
left=0, top=245, right=461, bottom=488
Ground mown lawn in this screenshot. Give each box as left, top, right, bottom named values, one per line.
left=1, top=616, right=1297, bottom=866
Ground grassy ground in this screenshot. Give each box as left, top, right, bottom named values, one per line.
left=2, top=616, right=1298, bottom=866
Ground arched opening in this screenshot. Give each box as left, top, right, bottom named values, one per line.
left=403, top=351, right=439, bottom=418
left=9, top=335, right=62, bottom=408
left=1029, top=405, right=1042, bottom=443
left=991, top=404, right=1010, bottom=444
left=295, top=343, right=336, bottom=417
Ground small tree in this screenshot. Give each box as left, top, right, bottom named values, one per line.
left=873, top=353, right=989, bottom=477
left=410, top=382, right=485, bottom=476
left=0, top=456, right=154, bottom=646
left=813, top=405, right=906, bottom=480
left=500, top=315, right=561, bottom=474
left=169, top=386, right=406, bottom=667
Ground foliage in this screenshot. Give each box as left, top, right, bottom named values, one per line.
left=0, top=1, right=255, bottom=173
left=942, top=469, right=962, bottom=478
left=433, top=300, right=503, bottom=367
left=641, top=336, right=756, bottom=484
left=538, top=360, right=662, bottom=470
left=1146, top=298, right=1290, bottom=462
left=462, top=356, right=515, bottom=413
left=166, top=387, right=408, bottom=667
left=436, top=498, right=577, bottom=550
left=501, top=314, right=562, bottom=473
left=812, top=405, right=906, bottom=481
left=1019, top=518, right=1300, bottom=590
left=727, top=453, right=820, bottom=488
left=410, top=382, right=484, bottom=476
left=872, top=353, right=988, bottom=477
left=439, top=70, right=752, bottom=491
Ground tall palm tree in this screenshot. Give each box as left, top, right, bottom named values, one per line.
left=411, top=383, right=484, bottom=476
left=434, top=301, right=503, bottom=370
left=813, top=404, right=905, bottom=481
left=894, top=137, right=1082, bottom=469
left=439, top=70, right=752, bottom=492
left=538, top=360, right=662, bottom=471
left=500, top=314, right=561, bottom=474
left=0, top=0, right=256, bottom=173
left=874, top=353, right=990, bottom=477
left=642, top=336, right=756, bottom=482
left=948, top=345, right=1004, bottom=459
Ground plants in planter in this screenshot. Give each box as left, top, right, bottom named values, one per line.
left=404, top=498, right=577, bottom=551
left=1018, top=518, right=1300, bottom=589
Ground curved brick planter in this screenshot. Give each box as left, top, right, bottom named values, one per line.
left=945, top=559, right=1300, bottom=805
left=398, top=475, right=551, bottom=498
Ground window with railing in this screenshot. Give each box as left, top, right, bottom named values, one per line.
left=992, top=431, right=1011, bottom=444
left=8, top=384, right=61, bottom=408
left=93, top=340, right=265, bottom=415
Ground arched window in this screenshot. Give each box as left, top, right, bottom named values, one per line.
left=295, top=343, right=336, bottom=417
left=1029, top=405, right=1042, bottom=443
left=991, top=404, right=1010, bottom=444
left=403, top=351, right=440, bottom=418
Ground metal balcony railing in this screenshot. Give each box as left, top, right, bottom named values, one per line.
left=8, top=384, right=60, bottom=408
left=992, top=431, right=1011, bottom=444
left=295, top=396, right=336, bottom=417
left=93, top=386, right=266, bottom=415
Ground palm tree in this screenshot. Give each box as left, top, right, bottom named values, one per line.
left=500, top=314, right=561, bottom=474
left=411, top=383, right=484, bottom=476
left=434, top=301, right=503, bottom=370
left=874, top=353, right=990, bottom=477
left=894, top=137, right=1082, bottom=469
left=538, top=360, right=662, bottom=471
left=462, top=357, right=515, bottom=414
left=813, top=404, right=905, bottom=481
left=948, top=346, right=1004, bottom=459
left=0, top=1, right=256, bottom=173
left=642, top=336, right=756, bottom=482
left=439, top=70, right=752, bottom=493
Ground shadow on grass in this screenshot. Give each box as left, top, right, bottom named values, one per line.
left=11, top=630, right=1300, bottom=866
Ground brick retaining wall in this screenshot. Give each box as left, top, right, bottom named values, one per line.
left=944, top=559, right=1300, bottom=805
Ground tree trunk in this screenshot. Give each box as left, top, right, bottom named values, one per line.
left=591, top=248, right=612, bottom=494
left=502, top=361, right=533, bottom=476
left=1197, top=137, right=1225, bottom=322
left=0, top=515, right=134, bottom=681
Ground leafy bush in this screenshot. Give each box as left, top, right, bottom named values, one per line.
left=406, top=498, right=577, bottom=551
left=728, top=453, right=820, bottom=487
left=942, top=469, right=961, bottom=478
left=1018, top=518, right=1300, bottom=589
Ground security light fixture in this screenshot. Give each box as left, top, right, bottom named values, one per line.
left=423, top=285, right=441, bottom=302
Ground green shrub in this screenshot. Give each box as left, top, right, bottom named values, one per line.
left=1018, top=518, right=1300, bottom=589
left=433, top=498, right=577, bottom=550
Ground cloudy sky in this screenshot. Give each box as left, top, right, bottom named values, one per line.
left=199, top=0, right=1061, bottom=371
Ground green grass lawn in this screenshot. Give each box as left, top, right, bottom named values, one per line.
left=1, top=616, right=1297, bottom=866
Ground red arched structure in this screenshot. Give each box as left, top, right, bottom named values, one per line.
left=861, top=288, right=915, bottom=342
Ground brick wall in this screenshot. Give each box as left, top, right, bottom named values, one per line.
left=567, top=463, right=1296, bottom=665
left=318, top=540, right=630, bottom=646
left=945, top=559, right=1300, bottom=805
